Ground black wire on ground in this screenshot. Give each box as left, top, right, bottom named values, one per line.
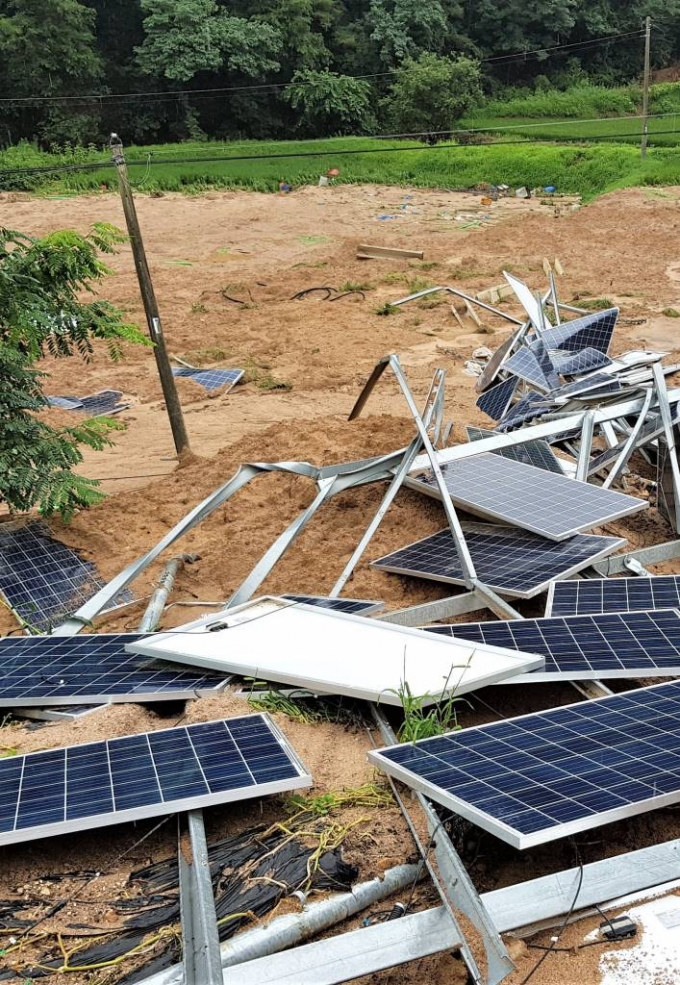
left=519, top=860, right=585, bottom=984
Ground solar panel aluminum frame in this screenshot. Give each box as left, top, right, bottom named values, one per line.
left=368, top=680, right=680, bottom=849
left=0, top=714, right=311, bottom=847
left=372, top=524, right=627, bottom=599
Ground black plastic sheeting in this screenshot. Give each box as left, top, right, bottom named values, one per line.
left=13, top=824, right=356, bottom=982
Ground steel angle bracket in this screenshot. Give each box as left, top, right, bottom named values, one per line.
left=653, top=360, right=680, bottom=531
left=179, top=810, right=221, bottom=985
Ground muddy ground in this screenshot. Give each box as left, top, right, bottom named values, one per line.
left=2, top=183, right=680, bottom=984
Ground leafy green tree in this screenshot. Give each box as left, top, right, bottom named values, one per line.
left=368, top=0, right=448, bottom=66
left=384, top=53, right=482, bottom=135
left=136, top=0, right=281, bottom=82
left=284, top=69, right=375, bottom=134
left=0, top=224, right=148, bottom=520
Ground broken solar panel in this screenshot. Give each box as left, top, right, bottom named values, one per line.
left=465, top=426, right=563, bottom=474
left=551, top=373, right=621, bottom=401
left=426, top=610, right=680, bottom=681
left=550, top=347, right=613, bottom=376
left=0, top=633, right=229, bottom=706
left=0, top=522, right=132, bottom=630
left=475, top=376, right=518, bottom=421
left=0, top=714, right=311, bottom=846
left=547, top=575, right=680, bottom=617
left=497, top=393, right=555, bottom=432
left=281, top=595, right=384, bottom=615
left=539, top=309, right=618, bottom=355
left=408, top=453, right=646, bottom=540
left=368, top=680, right=680, bottom=849
left=47, top=390, right=128, bottom=416
left=172, top=367, right=244, bottom=392
left=529, top=337, right=560, bottom=391
left=371, top=523, right=625, bottom=599
left=503, top=347, right=555, bottom=392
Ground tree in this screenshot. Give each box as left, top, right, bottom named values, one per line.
left=0, top=224, right=149, bottom=520
left=136, top=0, right=281, bottom=82
left=368, top=0, right=448, bottom=67
left=384, top=53, right=482, bottom=135
left=284, top=70, right=375, bottom=134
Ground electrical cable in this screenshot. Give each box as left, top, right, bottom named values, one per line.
left=519, top=859, right=585, bottom=984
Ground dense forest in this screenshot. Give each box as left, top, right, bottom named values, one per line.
left=1, top=0, right=680, bottom=148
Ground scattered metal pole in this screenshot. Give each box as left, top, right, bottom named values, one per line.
left=653, top=361, right=680, bottom=530
left=641, top=16, right=652, bottom=159
left=138, top=554, right=198, bottom=633
left=575, top=410, right=595, bottom=482
left=179, top=810, right=222, bottom=985
left=110, top=133, right=190, bottom=455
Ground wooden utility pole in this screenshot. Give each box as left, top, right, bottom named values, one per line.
left=110, top=133, right=190, bottom=455
left=641, top=16, right=652, bottom=159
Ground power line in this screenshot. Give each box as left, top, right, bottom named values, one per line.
left=0, top=28, right=648, bottom=106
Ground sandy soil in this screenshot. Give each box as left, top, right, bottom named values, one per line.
left=3, top=183, right=680, bottom=983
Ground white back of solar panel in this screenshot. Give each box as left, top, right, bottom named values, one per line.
left=126, top=598, right=544, bottom=705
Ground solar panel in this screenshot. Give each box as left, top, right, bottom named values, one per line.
left=46, top=391, right=128, bottom=416
left=550, top=347, right=613, bottom=376
left=371, top=524, right=625, bottom=599
left=503, top=271, right=544, bottom=331
left=547, top=575, right=680, bottom=617
left=14, top=704, right=107, bottom=723
left=539, top=309, right=618, bottom=355
left=497, top=393, right=555, bottom=432
left=529, top=338, right=560, bottom=390
left=172, top=368, right=244, bottom=392
left=46, top=396, right=84, bottom=411
left=465, top=426, right=563, bottom=474
left=0, top=634, right=229, bottom=706
left=408, top=453, right=646, bottom=540
left=127, top=597, right=543, bottom=704
left=503, top=347, right=555, bottom=392
left=0, top=522, right=132, bottom=630
left=475, top=376, right=518, bottom=421
left=281, top=595, right=384, bottom=615
left=426, top=610, right=680, bottom=681
left=551, top=373, right=621, bottom=402
left=0, top=714, right=311, bottom=846
left=368, top=679, right=680, bottom=849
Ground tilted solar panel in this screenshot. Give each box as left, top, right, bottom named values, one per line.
left=0, top=714, right=310, bottom=846
left=547, top=575, right=680, bottom=617
left=408, top=453, right=646, bottom=540
left=550, top=347, right=613, bottom=376
left=281, top=595, right=384, bottom=615
left=475, top=376, right=518, bottom=421
left=539, top=309, right=618, bottom=355
left=425, top=609, right=680, bottom=680
left=497, top=393, right=556, bottom=431
left=0, top=633, right=229, bottom=706
left=465, top=426, right=563, bottom=474
left=503, top=347, right=555, bottom=392
left=172, top=368, right=244, bottom=392
left=371, top=524, right=625, bottom=598
left=368, top=679, right=680, bottom=849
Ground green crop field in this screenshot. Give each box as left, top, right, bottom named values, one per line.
left=4, top=82, right=680, bottom=199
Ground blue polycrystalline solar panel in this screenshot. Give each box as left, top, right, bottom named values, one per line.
left=528, top=338, right=560, bottom=391
left=281, top=595, right=384, bottom=615
left=550, top=348, right=613, bottom=376
left=409, top=453, right=646, bottom=540
left=368, top=680, right=680, bottom=849
left=371, top=524, right=625, bottom=598
left=425, top=610, right=680, bottom=681
left=0, top=523, right=132, bottom=630
left=497, top=393, right=555, bottom=432
left=503, top=347, right=555, bottom=392
left=0, top=634, right=229, bottom=706
left=0, top=714, right=311, bottom=846
left=547, top=575, right=680, bottom=617
left=550, top=373, right=621, bottom=401
left=476, top=376, right=518, bottom=421
left=465, top=426, right=563, bottom=474
left=539, top=309, right=618, bottom=355
left=172, top=368, right=244, bottom=392
left=47, top=396, right=84, bottom=411
left=47, top=391, right=128, bottom=416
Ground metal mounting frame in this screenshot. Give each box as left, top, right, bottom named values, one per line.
left=179, top=809, right=222, bottom=985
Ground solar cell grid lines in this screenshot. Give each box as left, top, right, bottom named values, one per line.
left=425, top=610, right=680, bottom=680
left=409, top=453, right=646, bottom=540
left=503, top=347, right=555, bottom=392
left=0, top=714, right=311, bottom=846
left=549, top=347, right=613, bottom=376
left=281, top=595, right=384, bottom=615
left=368, top=680, right=680, bottom=849
left=465, top=426, right=563, bottom=474
left=475, top=376, right=518, bottom=421
left=529, top=337, right=560, bottom=391
left=47, top=390, right=128, bottom=416
left=497, top=393, right=555, bottom=431
left=539, top=308, right=618, bottom=355
left=551, top=373, right=621, bottom=401
left=0, top=634, right=229, bottom=706
left=0, top=522, right=132, bottom=630
left=371, top=524, right=625, bottom=598
left=547, top=575, right=680, bottom=617
left=172, top=367, right=244, bottom=392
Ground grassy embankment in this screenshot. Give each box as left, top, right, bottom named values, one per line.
left=3, top=82, right=680, bottom=198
